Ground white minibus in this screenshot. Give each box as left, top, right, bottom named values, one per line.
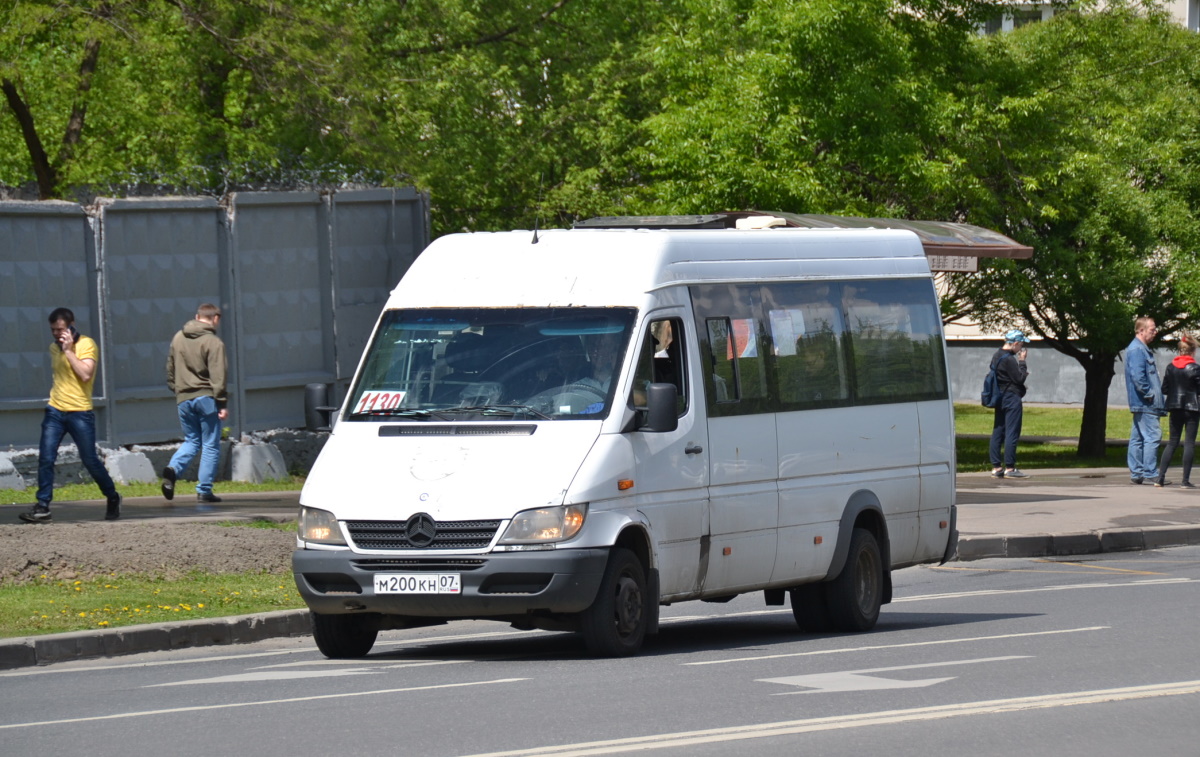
left=294, top=213, right=977, bottom=658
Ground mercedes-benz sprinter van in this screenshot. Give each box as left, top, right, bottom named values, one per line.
left=294, top=214, right=963, bottom=658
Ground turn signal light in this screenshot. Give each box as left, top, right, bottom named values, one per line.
left=617, top=479, right=634, bottom=490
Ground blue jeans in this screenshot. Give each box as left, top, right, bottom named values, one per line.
left=37, top=406, right=118, bottom=507
left=168, top=396, right=222, bottom=495
left=1128, top=411, right=1163, bottom=481
left=989, top=391, right=1024, bottom=469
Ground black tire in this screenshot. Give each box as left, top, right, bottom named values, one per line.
left=825, top=528, right=883, bottom=632
left=789, top=583, right=832, bottom=632
left=311, top=612, right=380, bottom=659
left=580, top=548, right=648, bottom=657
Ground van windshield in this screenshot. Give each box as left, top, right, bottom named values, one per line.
left=346, top=307, right=637, bottom=421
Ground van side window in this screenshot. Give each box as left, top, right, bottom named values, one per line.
left=692, top=283, right=770, bottom=414
left=631, top=318, right=687, bottom=414
left=843, top=279, right=948, bottom=403
left=763, top=283, right=850, bottom=409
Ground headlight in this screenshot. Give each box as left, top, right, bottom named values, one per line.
left=498, top=504, right=587, bottom=544
left=299, top=506, right=347, bottom=546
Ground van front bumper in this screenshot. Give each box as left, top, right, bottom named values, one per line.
left=292, top=547, right=610, bottom=618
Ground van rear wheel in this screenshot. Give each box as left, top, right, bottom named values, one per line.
left=825, top=528, right=883, bottom=632
left=311, top=611, right=380, bottom=658
left=580, top=548, right=647, bottom=657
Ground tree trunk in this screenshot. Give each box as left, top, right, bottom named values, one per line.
left=1, top=78, right=58, bottom=199
left=1078, top=355, right=1117, bottom=458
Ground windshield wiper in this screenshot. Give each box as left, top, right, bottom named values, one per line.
left=439, top=404, right=551, bottom=420
left=353, top=408, right=450, bottom=420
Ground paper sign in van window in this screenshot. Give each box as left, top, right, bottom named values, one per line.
left=354, top=390, right=407, bottom=414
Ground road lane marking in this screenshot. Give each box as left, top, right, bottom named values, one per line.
left=150, top=668, right=384, bottom=685
left=762, top=656, right=1029, bottom=694
left=894, top=577, right=1192, bottom=602
left=1035, top=560, right=1163, bottom=575
left=685, top=626, right=1107, bottom=666
left=253, top=659, right=470, bottom=669
left=0, top=678, right=528, bottom=730
left=455, top=681, right=1200, bottom=756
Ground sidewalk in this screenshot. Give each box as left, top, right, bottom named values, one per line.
left=4, top=467, right=1200, bottom=670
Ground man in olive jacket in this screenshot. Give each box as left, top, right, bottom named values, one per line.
left=162, top=303, right=228, bottom=503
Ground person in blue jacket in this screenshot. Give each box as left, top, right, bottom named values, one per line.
left=990, top=330, right=1030, bottom=478
left=1125, top=317, right=1166, bottom=484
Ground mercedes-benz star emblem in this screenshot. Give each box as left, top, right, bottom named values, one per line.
left=405, top=512, right=437, bottom=548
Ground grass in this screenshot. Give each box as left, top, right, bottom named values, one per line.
left=953, top=403, right=1165, bottom=472
left=0, top=475, right=305, bottom=506
left=953, top=403, right=1147, bottom=438
left=0, top=571, right=305, bottom=637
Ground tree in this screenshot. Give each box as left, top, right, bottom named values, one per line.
left=953, top=4, right=1200, bottom=456
left=0, top=1, right=369, bottom=199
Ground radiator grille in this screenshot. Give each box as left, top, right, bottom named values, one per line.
left=346, top=519, right=502, bottom=550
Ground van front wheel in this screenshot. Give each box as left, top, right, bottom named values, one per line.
left=825, top=528, right=883, bottom=632
left=311, top=611, right=380, bottom=659
left=580, top=548, right=647, bottom=657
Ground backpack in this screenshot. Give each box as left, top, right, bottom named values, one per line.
left=981, top=362, right=1001, bottom=408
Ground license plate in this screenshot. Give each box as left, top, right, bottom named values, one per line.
left=374, top=573, right=461, bottom=594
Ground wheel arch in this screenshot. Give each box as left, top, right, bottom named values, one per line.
left=824, top=490, right=893, bottom=604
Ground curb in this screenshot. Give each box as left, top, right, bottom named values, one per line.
left=955, top=525, right=1200, bottom=561
left=0, top=609, right=311, bottom=671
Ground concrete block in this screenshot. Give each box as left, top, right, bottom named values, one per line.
left=231, top=442, right=288, bottom=483
left=1049, top=532, right=1102, bottom=556
left=103, top=448, right=157, bottom=485
left=34, top=630, right=107, bottom=664
left=954, top=535, right=1008, bottom=561
left=1003, top=534, right=1054, bottom=558
left=0, top=640, right=37, bottom=670
left=169, top=620, right=233, bottom=649
left=0, top=453, right=25, bottom=490
left=107, top=626, right=172, bottom=656
left=1142, top=526, right=1200, bottom=549
left=1099, top=530, right=1147, bottom=553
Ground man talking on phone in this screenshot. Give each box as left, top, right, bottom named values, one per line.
left=19, top=308, right=122, bottom=523
left=989, top=329, right=1031, bottom=479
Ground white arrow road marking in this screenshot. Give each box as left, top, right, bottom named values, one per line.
left=760, top=655, right=1030, bottom=694
left=0, top=678, right=529, bottom=730
left=452, top=680, right=1200, bottom=757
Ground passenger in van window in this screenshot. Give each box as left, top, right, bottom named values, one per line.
left=989, top=330, right=1030, bottom=479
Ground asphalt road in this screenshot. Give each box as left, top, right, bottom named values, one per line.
left=3, top=546, right=1199, bottom=757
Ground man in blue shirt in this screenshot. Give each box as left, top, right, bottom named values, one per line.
left=1125, top=317, right=1165, bottom=484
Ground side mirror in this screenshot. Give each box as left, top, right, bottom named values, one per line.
left=305, top=383, right=338, bottom=432
left=640, top=383, right=678, bottom=433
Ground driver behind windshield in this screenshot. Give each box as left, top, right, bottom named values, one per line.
left=573, top=332, right=623, bottom=414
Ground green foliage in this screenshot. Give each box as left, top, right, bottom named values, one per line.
left=948, top=3, right=1200, bottom=450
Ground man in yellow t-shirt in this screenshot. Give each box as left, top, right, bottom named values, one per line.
left=19, top=308, right=122, bottom=524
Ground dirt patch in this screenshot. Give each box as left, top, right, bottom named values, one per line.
left=0, top=522, right=295, bottom=584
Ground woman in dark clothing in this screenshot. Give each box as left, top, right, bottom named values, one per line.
left=1156, top=333, right=1200, bottom=488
